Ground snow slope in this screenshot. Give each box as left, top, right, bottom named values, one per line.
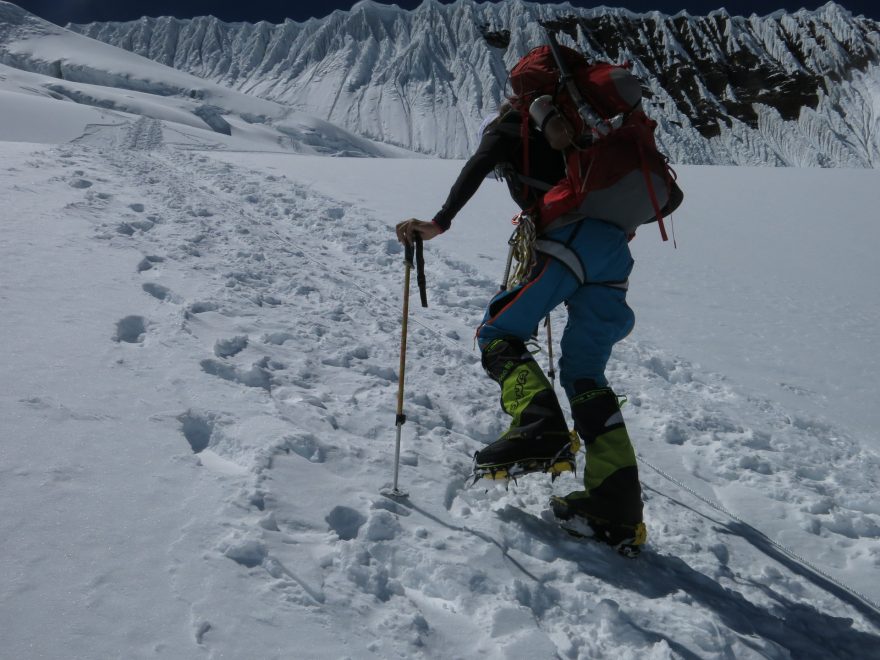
left=2, top=3, right=880, bottom=659
left=3, top=127, right=880, bottom=660
left=0, top=1, right=415, bottom=156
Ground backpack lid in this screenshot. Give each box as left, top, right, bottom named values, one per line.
left=509, top=45, right=590, bottom=109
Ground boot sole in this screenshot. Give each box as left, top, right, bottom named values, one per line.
left=558, top=520, right=647, bottom=557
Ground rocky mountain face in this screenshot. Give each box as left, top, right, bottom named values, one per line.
left=70, top=0, right=880, bottom=166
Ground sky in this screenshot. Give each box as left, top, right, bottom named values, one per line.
left=13, top=0, right=880, bottom=26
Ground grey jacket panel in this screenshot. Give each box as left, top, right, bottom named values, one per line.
left=542, top=169, right=669, bottom=235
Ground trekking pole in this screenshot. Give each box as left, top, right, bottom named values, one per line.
left=544, top=315, right=556, bottom=389
left=500, top=231, right=516, bottom=291
left=382, top=234, right=427, bottom=498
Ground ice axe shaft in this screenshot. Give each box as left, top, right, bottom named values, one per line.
left=544, top=28, right=609, bottom=135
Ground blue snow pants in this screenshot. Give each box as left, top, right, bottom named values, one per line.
left=477, top=220, right=635, bottom=398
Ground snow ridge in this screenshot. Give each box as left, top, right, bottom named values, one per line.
left=69, top=0, right=880, bottom=166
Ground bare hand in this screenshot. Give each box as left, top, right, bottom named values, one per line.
left=396, top=219, right=442, bottom=246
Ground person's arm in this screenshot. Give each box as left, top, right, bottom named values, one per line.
left=431, top=128, right=508, bottom=231
left=397, top=127, right=508, bottom=245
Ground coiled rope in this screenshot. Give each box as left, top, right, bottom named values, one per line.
left=507, top=212, right=538, bottom=289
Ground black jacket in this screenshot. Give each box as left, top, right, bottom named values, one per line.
left=432, top=111, right=567, bottom=231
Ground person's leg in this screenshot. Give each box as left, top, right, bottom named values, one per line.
left=558, top=286, right=634, bottom=395
left=474, top=256, right=577, bottom=470
left=477, top=254, right=573, bottom=350
left=558, top=286, right=641, bottom=525
left=553, top=222, right=643, bottom=530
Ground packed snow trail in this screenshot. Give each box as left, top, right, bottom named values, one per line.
left=3, top=137, right=880, bottom=659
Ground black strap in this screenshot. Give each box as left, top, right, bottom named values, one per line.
left=405, top=234, right=428, bottom=308
left=415, top=235, right=428, bottom=308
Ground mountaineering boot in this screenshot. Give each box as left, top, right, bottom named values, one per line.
left=550, top=495, right=647, bottom=557
left=550, top=380, right=645, bottom=554
left=473, top=337, right=574, bottom=479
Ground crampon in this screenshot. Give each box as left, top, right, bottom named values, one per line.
left=471, top=432, right=579, bottom=485
left=549, top=495, right=647, bottom=558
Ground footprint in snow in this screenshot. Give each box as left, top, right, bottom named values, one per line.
left=113, top=315, right=147, bottom=343
left=131, top=218, right=155, bottom=231
left=262, top=331, right=295, bottom=345
left=214, top=335, right=248, bottom=358
left=194, top=621, right=212, bottom=645
left=200, top=357, right=272, bottom=391
left=137, top=255, right=165, bottom=273
left=187, top=301, right=219, bottom=315
left=178, top=410, right=215, bottom=453
left=142, top=282, right=178, bottom=303
left=281, top=434, right=327, bottom=463
left=69, top=178, right=92, bottom=189
left=326, top=506, right=366, bottom=541
left=117, top=219, right=154, bottom=236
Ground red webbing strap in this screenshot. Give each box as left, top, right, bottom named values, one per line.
left=637, top=140, right=668, bottom=242
left=663, top=162, right=678, bottom=248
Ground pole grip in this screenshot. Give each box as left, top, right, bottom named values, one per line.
left=413, top=235, right=428, bottom=308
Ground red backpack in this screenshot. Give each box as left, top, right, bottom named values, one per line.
left=509, top=41, right=681, bottom=240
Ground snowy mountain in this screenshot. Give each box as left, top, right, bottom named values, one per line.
left=3, top=2, right=880, bottom=658
left=0, top=1, right=415, bottom=155
left=69, top=0, right=880, bottom=166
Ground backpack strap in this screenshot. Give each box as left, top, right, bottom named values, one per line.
left=520, top=111, right=530, bottom=200
left=517, top=174, right=555, bottom=192
left=636, top=139, right=669, bottom=242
